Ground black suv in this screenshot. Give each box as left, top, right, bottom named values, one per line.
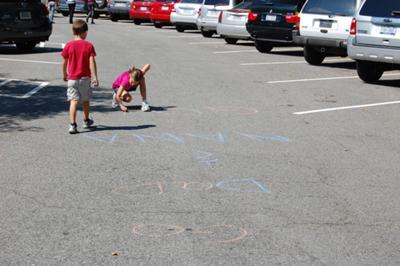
left=0, top=0, right=52, bottom=52
left=246, top=0, right=305, bottom=53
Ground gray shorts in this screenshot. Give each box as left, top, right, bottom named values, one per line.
left=67, top=78, right=92, bottom=102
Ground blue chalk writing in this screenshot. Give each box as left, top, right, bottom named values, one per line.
left=186, top=132, right=226, bottom=144
left=132, top=133, right=185, bottom=144
left=216, top=179, right=270, bottom=193
left=82, top=133, right=117, bottom=144
left=239, top=133, right=290, bottom=143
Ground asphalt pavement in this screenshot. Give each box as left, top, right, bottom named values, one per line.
left=0, top=14, right=399, bottom=265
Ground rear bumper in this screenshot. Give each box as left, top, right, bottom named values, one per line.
left=293, top=30, right=347, bottom=49
left=108, top=6, right=130, bottom=16
left=348, top=36, right=400, bottom=65
left=150, top=13, right=171, bottom=23
left=246, top=24, right=294, bottom=43
left=197, top=18, right=218, bottom=31
left=217, top=23, right=250, bottom=39
left=130, top=11, right=151, bottom=20
left=171, top=13, right=198, bottom=25
left=0, top=24, right=52, bottom=43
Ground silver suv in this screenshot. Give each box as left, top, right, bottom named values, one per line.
left=348, top=0, right=400, bottom=83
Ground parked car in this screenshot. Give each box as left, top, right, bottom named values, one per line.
left=108, top=0, right=133, bottom=21
left=129, top=0, right=154, bottom=24
left=293, top=0, right=363, bottom=65
left=246, top=0, right=306, bottom=53
left=217, top=0, right=252, bottom=44
left=171, top=0, right=202, bottom=32
left=0, top=0, right=52, bottom=52
left=57, top=0, right=108, bottom=17
left=348, top=0, right=400, bottom=83
left=197, top=0, right=242, bottom=38
left=149, top=0, right=178, bottom=28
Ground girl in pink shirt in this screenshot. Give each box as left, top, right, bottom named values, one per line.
left=112, top=64, right=151, bottom=112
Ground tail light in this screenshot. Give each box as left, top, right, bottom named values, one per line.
left=198, top=7, right=202, bottom=17
left=350, top=17, right=357, bottom=35
left=171, top=4, right=176, bottom=12
left=41, top=4, right=49, bottom=16
left=248, top=11, right=257, bottom=22
left=218, top=11, right=223, bottom=23
left=285, top=13, right=299, bottom=23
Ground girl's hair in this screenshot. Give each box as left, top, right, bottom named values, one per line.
left=128, top=66, right=143, bottom=82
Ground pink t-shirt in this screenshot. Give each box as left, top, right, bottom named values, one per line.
left=112, top=71, right=131, bottom=91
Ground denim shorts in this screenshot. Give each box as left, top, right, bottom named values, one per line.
left=67, top=78, right=92, bottom=102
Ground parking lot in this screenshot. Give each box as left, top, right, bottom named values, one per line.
left=1, top=14, right=400, bottom=265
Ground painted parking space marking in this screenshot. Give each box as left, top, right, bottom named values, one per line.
left=241, top=58, right=352, bottom=66
left=39, top=42, right=66, bottom=48
left=189, top=41, right=226, bottom=45
left=0, top=57, right=61, bottom=65
left=268, top=73, right=400, bottom=84
left=0, top=79, right=49, bottom=99
left=214, top=50, right=257, bottom=54
left=167, top=35, right=202, bottom=38
left=293, top=100, right=400, bottom=115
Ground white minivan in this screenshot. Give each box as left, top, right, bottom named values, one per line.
left=293, top=0, right=363, bottom=65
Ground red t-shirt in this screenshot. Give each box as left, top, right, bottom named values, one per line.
left=61, top=40, right=96, bottom=80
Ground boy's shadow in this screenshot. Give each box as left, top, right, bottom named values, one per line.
left=127, top=105, right=176, bottom=112
left=80, top=124, right=156, bottom=133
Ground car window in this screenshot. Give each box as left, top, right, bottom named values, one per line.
left=252, top=0, right=302, bottom=10
left=180, top=0, right=202, bottom=3
left=204, top=0, right=230, bottom=6
left=233, top=0, right=252, bottom=9
left=359, top=0, right=400, bottom=17
left=302, top=0, right=357, bottom=16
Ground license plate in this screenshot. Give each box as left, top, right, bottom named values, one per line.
left=19, top=11, right=32, bottom=20
left=114, top=3, right=126, bottom=7
left=140, top=6, right=147, bottom=10
left=319, top=20, right=332, bottom=28
left=182, top=9, right=192, bottom=14
left=161, top=6, right=169, bottom=10
left=264, top=15, right=276, bottom=22
left=231, top=15, right=245, bottom=21
left=380, top=26, right=397, bottom=35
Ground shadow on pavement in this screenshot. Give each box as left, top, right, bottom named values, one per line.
left=81, top=124, right=156, bottom=132
left=127, top=105, right=176, bottom=112
left=0, top=85, right=112, bottom=133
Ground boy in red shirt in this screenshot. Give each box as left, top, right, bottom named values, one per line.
left=61, top=19, right=98, bottom=134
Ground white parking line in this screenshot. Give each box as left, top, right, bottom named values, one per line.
left=268, top=73, right=400, bottom=84
left=241, top=58, right=352, bottom=66
left=0, top=79, right=18, bottom=87
left=189, top=41, right=225, bottom=45
left=39, top=42, right=65, bottom=48
left=294, top=100, right=400, bottom=115
left=21, top=82, right=49, bottom=99
left=214, top=50, right=257, bottom=54
left=0, top=58, right=61, bottom=65
left=167, top=35, right=202, bottom=38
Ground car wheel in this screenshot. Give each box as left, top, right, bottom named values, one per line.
left=133, top=19, right=141, bottom=25
left=176, top=25, right=185, bottom=32
left=254, top=40, right=273, bottom=53
left=201, top=28, right=213, bottom=38
left=61, top=12, right=69, bottom=17
left=225, top=38, right=238, bottom=45
left=356, top=61, right=384, bottom=83
left=304, top=46, right=325, bottom=65
left=110, top=14, right=118, bottom=22
left=94, top=12, right=100, bottom=19
left=154, top=22, right=162, bottom=28
left=15, top=42, right=37, bottom=52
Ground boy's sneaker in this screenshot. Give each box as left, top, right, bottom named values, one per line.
left=141, top=101, right=150, bottom=112
left=69, top=123, right=78, bottom=134
left=112, top=92, right=119, bottom=108
left=82, top=118, right=94, bottom=129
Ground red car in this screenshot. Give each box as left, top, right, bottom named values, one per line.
left=129, top=0, right=155, bottom=25
left=149, top=0, right=179, bottom=28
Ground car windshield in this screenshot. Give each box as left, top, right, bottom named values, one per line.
left=204, top=0, right=229, bottom=6
left=233, top=0, right=252, bottom=9
left=360, top=0, right=400, bottom=17
left=180, top=0, right=203, bottom=3
left=302, top=0, right=357, bottom=16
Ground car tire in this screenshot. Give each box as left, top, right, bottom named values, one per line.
left=15, top=42, right=37, bottom=52
left=356, top=61, right=384, bottom=83
left=110, top=14, right=118, bottom=22
left=201, top=28, right=213, bottom=38
left=254, top=40, right=273, bottom=53
left=304, top=46, right=325, bottom=65
left=176, top=25, right=185, bottom=32
left=133, top=19, right=141, bottom=25
left=225, top=38, right=237, bottom=45
left=154, top=22, right=162, bottom=28
left=61, top=12, right=69, bottom=17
